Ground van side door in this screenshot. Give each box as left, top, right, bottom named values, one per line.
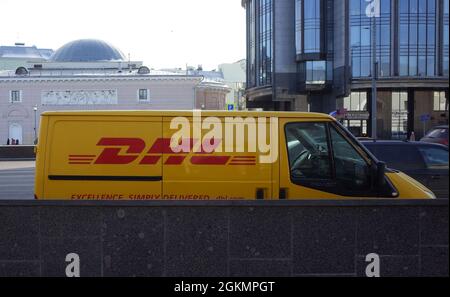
left=161, top=115, right=273, bottom=200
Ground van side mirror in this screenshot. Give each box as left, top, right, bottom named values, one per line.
left=371, top=161, right=386, bottom=189
left=376, top=161, right=386, bottom=188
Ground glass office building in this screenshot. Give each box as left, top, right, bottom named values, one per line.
left=243, top=0, right=449, bottom=139
left=246, top=0, right=273, bottom=88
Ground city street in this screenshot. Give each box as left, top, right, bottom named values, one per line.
left=0, top=161, right=35, bottom=200
left=0, top=0, right=448, bottom=282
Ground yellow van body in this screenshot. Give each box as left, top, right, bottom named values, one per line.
left=34, top=110, right=435, bottom=200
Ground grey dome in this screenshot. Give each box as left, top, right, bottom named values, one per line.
left=51, top=39, right=126, bottom=62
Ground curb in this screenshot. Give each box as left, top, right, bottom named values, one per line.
left=0, top=158, right=36, bottom=161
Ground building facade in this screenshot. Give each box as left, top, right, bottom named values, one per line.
left=218, top=59, right=247, bottom=110
left=0, top=75, right=202, bottom=145
left=242, top=0, right=449, bottom=139
left=0, top=39, right=204, bottom=145
left=195, top=79, right=231, bottom=110
left=156, top=67, right=232, bottom=110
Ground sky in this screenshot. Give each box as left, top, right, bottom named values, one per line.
left=0, top=0, right=246, bottom=70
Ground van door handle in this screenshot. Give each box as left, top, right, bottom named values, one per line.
left=279, top=188, right=287, bottom=200
left=256, top=188, right=264, bottom=200
left=431, top=175, right=441, bottom=180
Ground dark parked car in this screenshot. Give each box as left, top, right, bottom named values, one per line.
left=361, top=140, right=449, bottom=198
left=421, top=125, right=449, bottom=146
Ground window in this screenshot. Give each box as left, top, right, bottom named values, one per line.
left=352, top=56, right=361, bottom=77
left=418, top=147, right=449, bottom=168
left=245, top=0, right=269, bottom=88
left=350, top=0, right=391, bottom=78
left=350, top=0, right=360, bottom=16
left=285, top=122, right=376, bottom=196
left=400, top=56, right=408, bottom=76
left=342, top=92, right=368, bottom=137
left=138, top=89, right=149, bottom=101
left=443, top=0, right=449, bottom=76
left=306, top=60, right=326, bottom=84
left=285, top=122, right=332, bottom=180
left=257, top=0, right=273, bottom=86
left=399, top=0, right=437, bottom=77
left=10, top=90, right=22, bottom=103
left=295, top=0, right=303, bottom=54
left=391, top=91, right=408, bottom=140
left=296, top=0, right=322, bottom=54
left=433, top=91, right=448, bottom=111
left=246, top=0, right=256, bottom=87
left=330, top=125, right=371, bottom=190
left=303, top=0, right=321, bottom=53
left=343, top=92, right=367, bottom=111
left=344, top=120, right=368, bottom=137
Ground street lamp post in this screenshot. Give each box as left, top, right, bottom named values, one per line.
left=365, top=0, right=380, bottom=139
left=33, top=105, right=37, bottom=144
left=371, top=15, right=378, bottom=139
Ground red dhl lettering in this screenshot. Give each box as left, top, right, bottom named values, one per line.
left=68, top=137, right=257, bottom=166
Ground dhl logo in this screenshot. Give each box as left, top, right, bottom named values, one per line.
left=68, top=138, right=257, bottom=166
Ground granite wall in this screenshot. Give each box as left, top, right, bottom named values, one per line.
left=0, top=200, right=447, bottom=277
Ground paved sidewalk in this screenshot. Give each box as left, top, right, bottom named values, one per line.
left=0, top=160, right=36, bottom=170
left=0, top=161, right=35, bottom=199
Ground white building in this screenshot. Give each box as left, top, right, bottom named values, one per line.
left=0, top=39, right=202, bottom=145
left=0, top=43, right=54, bottom=71
left=218, top=59, right=246, bottom=110
left=157, top=66, right=233, bottom=110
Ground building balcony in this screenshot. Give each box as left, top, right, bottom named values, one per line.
left=351, top=76, right=449, bottom=90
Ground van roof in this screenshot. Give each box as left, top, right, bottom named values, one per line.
left=40, top=110, right=335, bottom=120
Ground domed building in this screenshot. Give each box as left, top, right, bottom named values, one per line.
left=50, top=39, right=126, bottom=62
left=0, top=38, right=230, bottom=145
left=25, top=38, right=141, bottom=74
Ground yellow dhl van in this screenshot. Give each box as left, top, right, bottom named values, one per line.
left=34, top=110, right=435, bottom=200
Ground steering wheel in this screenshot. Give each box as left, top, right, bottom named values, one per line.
left=291, top=150, right=311, bottom=173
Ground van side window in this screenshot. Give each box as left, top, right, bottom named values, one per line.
left=285, top=122, right=332, bottom=180
left=285, top=122, right=374, bottom=196
left=329, top=126, right=370, bottom=190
